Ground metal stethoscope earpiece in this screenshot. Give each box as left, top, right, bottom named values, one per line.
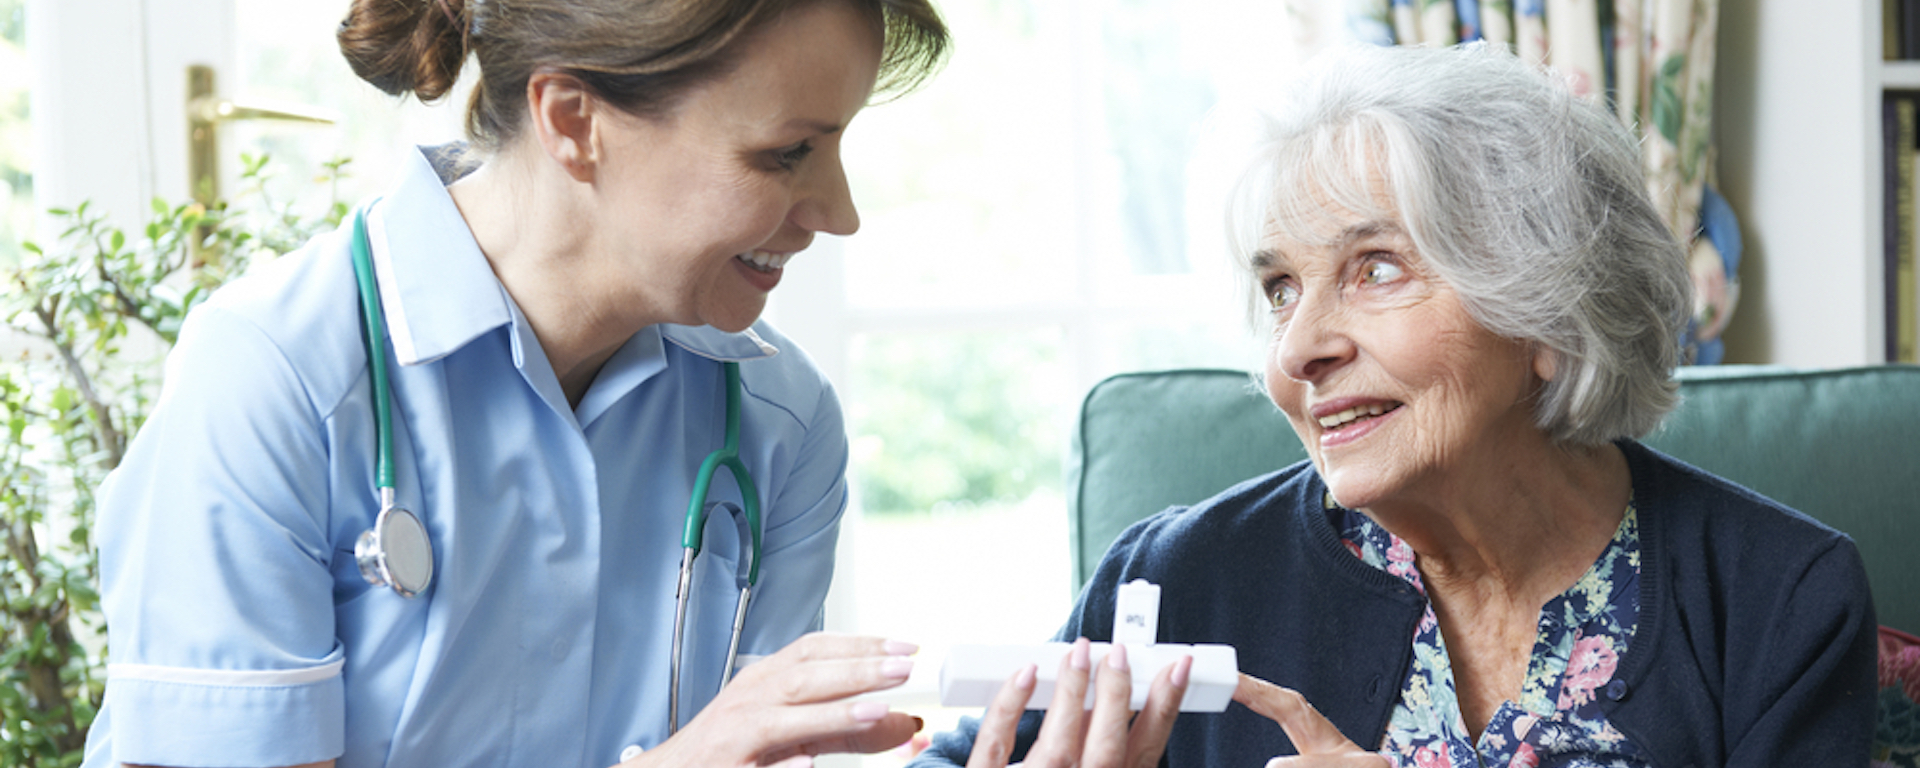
left=349, top=204, right=435, bottom=599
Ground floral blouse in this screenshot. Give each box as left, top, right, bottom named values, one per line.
left=1334, top=500, right=1652, bottom=767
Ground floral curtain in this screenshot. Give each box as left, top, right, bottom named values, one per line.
left=1289, top=0, right=1738, bottom=364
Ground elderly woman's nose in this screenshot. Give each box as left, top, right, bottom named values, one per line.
left=1275, top=297, right=1356, bottom=382
left=792, top=157, right=860, bottom=236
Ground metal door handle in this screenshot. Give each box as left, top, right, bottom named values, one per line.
left=186, top=64, right=340, bottom=205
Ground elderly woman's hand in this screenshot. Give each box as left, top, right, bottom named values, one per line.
left=1233, top=674, right=1389, bottom=768
left=619, top=633, right=921, bottom=768
left=964, top=638, right=1192, bottom=768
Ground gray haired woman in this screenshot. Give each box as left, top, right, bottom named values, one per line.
left=912, top=43, right=1876, bottom=768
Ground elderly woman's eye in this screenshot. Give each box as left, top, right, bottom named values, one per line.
left=1361, top=260, right=1405, bottom=285
left=1268, top=282, right=1301, bottom=312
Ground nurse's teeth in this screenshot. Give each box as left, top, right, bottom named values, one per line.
left=738, top=251, right=792, bottom=273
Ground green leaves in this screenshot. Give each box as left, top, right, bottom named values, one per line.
left=3, top=150, right=347, bottom=765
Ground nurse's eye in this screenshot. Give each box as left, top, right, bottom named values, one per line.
left=773, top=141, right=814, bottom=171
left=1360, top=258, right=1406, bottom=286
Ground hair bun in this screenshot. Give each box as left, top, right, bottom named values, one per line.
left=338, top=0, right=470, bottom=102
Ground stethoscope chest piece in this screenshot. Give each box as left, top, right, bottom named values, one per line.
left=356, top=495, right=434, bottom=598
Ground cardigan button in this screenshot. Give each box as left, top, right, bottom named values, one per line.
left=1366, top=674, right=1386, bottom=702
left=1605, top=679, right=1630, bottom=701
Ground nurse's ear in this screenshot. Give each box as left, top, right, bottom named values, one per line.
left=526, top=69, right=599, bottom=183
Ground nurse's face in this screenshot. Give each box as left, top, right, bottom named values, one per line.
left=591, top=0, right=881, bottom=332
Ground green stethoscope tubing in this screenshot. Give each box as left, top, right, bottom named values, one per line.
left=351, top=206, right=397, bottom=492
left=347, top=206, right=764, bottom=736
left=350, top=206, right=435, bottom=599
left=671, top=357, right=764, bottom=735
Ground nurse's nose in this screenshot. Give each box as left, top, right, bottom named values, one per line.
left=792, top=152, right=859, bottom=236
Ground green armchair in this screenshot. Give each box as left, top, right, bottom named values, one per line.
left=1066, top=365, right=1920, bottom=632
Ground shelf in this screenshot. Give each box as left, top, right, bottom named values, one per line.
left=1888, top=61, right=1920, bottom=90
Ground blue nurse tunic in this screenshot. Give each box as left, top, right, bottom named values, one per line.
left=84, top=145, right=851, bottom=768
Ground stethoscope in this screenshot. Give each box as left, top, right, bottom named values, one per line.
left=343, top=205, right=764, bottom=735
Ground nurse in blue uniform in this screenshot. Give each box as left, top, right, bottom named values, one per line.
left=83, top=1, right=948, bottom=767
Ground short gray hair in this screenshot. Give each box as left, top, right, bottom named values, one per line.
left=1229, top=43, right=1692, bottom=447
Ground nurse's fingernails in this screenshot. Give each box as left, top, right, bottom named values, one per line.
left=1107, top=643, right=1129, bottom=671
left=852, top=701, right=890, bottom=722
left=881, top=656, right=914, bottom=679
left=1070, top=639, right=1091, bottom=671
left=1016, top=664, right=1037, bottom=688
left=913, top=716, right=926, bottom=732
left=884, top=639, right=919, bottom=656
left=1172, top=655, right=1192, bottom=688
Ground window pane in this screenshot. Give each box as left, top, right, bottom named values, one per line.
left=842, top=2, right=1077, bottom=311
left=232, top=2, right=469, bottom=211
left=840, top=327, right=1075, bottom=640
left=1092, top=321, right=1262, bottom=380
left=843, top=0, right=1297, bottom=314
left=1, top=0, right=29, bottom=265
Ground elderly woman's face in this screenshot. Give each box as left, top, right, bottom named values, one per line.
left=1258, top=200, right=1550, bottom=509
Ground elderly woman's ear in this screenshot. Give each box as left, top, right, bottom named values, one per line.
left=1531, top=345, right=1557, bottom=382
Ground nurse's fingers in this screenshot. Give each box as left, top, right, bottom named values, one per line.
left=745, top=700, right=923, bottom=759
left=965, top=663, right=1038, bottom=768
left=772, top=632, right=918, bottom=663
left=732, top=633, right=918, bottom=702
left=1023, top=638, right=1093, bottom=767
left=1079, top=643, right=1135, bottom=768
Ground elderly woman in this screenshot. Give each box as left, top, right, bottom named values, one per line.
left=912, top=43, right=1877, bottom=768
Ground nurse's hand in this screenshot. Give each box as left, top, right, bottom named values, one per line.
left=963, top=637, right=1191, bottom=768
left=621, top=633, right=921, bottom=768
left=1232, top=674, right=1389, bottom=767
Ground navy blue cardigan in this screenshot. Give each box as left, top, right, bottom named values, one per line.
left=913, top=441, right=1878, bottom=767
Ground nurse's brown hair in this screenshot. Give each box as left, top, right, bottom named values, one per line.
left=337, top=0, right=948, bottom=152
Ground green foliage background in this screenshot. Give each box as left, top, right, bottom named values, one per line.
left=849, top=330, right=1066, bottom=515
left=1, top=153, right=344, bottom=766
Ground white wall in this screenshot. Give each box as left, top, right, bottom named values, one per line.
left=1713, top=0, right=1882, bottom=366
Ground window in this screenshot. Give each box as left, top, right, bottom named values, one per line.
left=0, top=0, right=28, bottom=265
left=760, top=2, right=1298, bottom=761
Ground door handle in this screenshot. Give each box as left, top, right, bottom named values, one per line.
left=186, top=64, right=340, bottom=206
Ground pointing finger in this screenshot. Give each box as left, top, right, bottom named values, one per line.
left=1233, top=674, right=1363, bottom=756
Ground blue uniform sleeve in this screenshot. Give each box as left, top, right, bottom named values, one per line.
left=95, top=304, right=347, bottom=767
left=738, top=371, right=851, bottom=647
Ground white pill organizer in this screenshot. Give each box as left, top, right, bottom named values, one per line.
left=937, top=641, right=1238, bottom=712
left=936, top=579, right=1239, bottom=712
